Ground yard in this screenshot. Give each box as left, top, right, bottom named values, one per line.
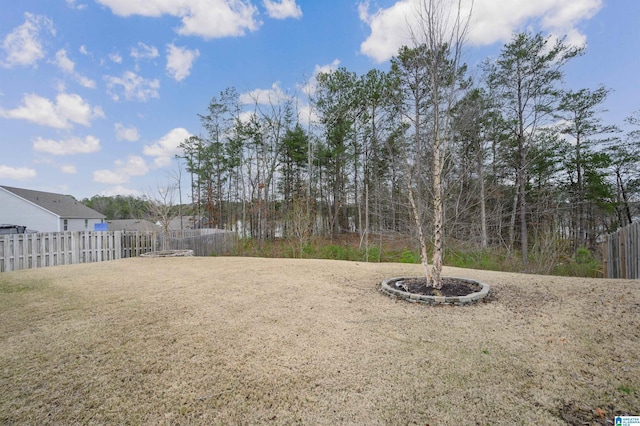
left=1, top=257, right=638, bottom=424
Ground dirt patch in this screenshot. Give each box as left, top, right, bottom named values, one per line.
left=556, top=400, right=616, bottom=425
left=0, top=258, right=638, bottom=425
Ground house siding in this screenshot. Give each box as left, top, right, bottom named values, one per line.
left=0, top=188, right=60, bottom=232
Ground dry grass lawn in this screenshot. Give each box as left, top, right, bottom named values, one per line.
left=0, top=257, right=639, bottom=425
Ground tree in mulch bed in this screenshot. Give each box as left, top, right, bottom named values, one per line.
left=383, top=0, right=489, bottom=303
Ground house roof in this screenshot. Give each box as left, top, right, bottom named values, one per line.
left=0, top=185, right=105, bottom=219
left=107, top=219, right=160, bottom=232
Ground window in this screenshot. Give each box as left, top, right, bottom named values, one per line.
left=63, top=219, right=68, bottom=231
left=85, top=219, right=88, bottom=229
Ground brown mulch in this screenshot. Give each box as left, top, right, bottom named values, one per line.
left=394, top=277, right=482, bottom=296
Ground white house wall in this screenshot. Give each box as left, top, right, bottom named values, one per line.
left=0, top=189, right=60, bottom=232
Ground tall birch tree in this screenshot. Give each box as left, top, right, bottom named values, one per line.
left=404, top=0, right=472, bottom=288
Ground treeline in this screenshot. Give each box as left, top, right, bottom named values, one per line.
left=82, top=195, right=151, bottom=220
left=179, top=31, right=638, bottom=267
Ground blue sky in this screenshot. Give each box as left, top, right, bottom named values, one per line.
left=1, top=0, right=638, bottom=200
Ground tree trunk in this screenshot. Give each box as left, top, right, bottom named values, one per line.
left=617, top=169, right=633, bottom=226
left=508, top=180, right=518, bottom=256
left=431, top=109, right=444, bottom=289
left=519, top=147, right=528, bottom=266
left=478, top=143, right=488, bottom=248
left=408, top=180, right=432, bottom=283
left=576, top=137, right=585, bottom=249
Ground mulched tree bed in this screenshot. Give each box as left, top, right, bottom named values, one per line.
left=381, top=276, right=490, bottom=305
left=394, top=277, right=482, bottom=297
left=140, top=250, right=194, bottom=258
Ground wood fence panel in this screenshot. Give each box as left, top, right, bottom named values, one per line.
left=0, top=231, right=145, bottom=272
left=164, top=229, right=237, bottom=256
left=603, top=221, right=640, bottom=279
left=1, top=229, right=236, bottom=272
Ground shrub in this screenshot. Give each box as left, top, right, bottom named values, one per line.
left=231, top=236, right=602, bottom=277
left=399, top=249, right=420, bottom=264
left=552, top=246, right=601, bottom=278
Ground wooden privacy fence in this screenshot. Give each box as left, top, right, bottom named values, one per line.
left=0, top=229, right=236, bottom=272
left=162, top=229, right=237, bottom=256
left=602, top=221, right=640, bottom=279
left=2, top=231, right=123, bottom=272
left=121, top=231, right=158, bottom=259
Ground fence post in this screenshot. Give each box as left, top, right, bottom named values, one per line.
left=1, top=236, right=8, bottom=272
left=115, top=231, right=122, bottom=260
left=631, top=222, right=640, bottom=279
left=602, top=236, right=608, bottom=278
left=620, top=227, right=626, bottom=279
left=13, top=234, right=21, bottom=271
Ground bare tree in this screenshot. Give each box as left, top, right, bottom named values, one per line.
left=288, top=196, right=314, bottom=257
left=169, top=161, right=185, bottom=231
left=406, top=0, right=473, bottom=288
left=145, top=180, right=178, bottom=250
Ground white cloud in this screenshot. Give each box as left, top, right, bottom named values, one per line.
left=143, top=127, right=191, bottom=167
left=263, top=0, right=302, bottom=19
left=55, top=81, right=67, bottom=93
left=358, top=0, right=602, bottom=63
left=54, top=49, right=74, bottom=73
left=77, top=75, right=97, bottom=88
left=0, top=165, right=37, bottom=180
left=61, top=164, right=77, bottom=174
left=109, top=52, right=122, bottom=63
left=79, top=45, right=89, bottom=55
left=55, top=93, right=104, bottom=125
left=93, top=155, right=149, bottom=184
left=95, top=0, right=261, bottom=39
left=468, top=0, right=601, bottom=46
left=238, top=110, right=257, bottom=124
left=239, top=82, right=291, bottom=105
left=66, top=0, right=88, bottom=10
left=53, top=49, right=96, bottom=88
left=358, top=1, right=416, bottom=63
left=115, top=155, right=149, bottom=176
left=93, top=169, right=128, bottom=184
left=130, top=42, right=159, bottom=60
left=166, top=44, right=200, bottom=81
left=297, top=59, right=340, bottom=97
left=293, top=60, right=340, bottom=126
left=0, top=92, right=104, bottom=129
left=100, top=185, right=143, bottom=196
left=33, top=135, right=101, bottom=155
left=114, top=123, right=140, bottom=141
left=312, top=59, right=342, bottom=76
left=539, top=1, right=601, bottom=47
left=1, top=13, right=55, bottom=68
left=296, top=103, right=318, bottom=127
left=105, top=71, right=160, bottom=101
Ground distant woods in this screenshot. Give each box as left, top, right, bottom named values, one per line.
left=87, top=30, right=640, bottom=270
left=82, top=195, right=151, bottom=220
